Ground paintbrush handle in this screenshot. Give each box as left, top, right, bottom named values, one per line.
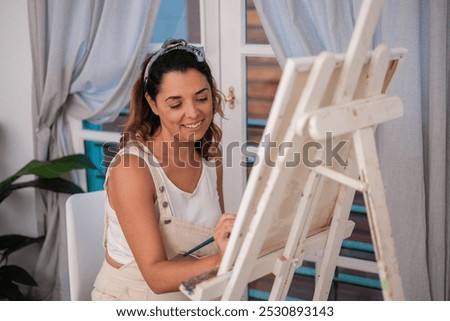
left=182, top=236, right=214, bottom=257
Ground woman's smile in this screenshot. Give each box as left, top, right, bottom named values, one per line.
left=183, top=120, right=202, bottom=129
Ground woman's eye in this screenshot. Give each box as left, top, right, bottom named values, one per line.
left=197, top=97, right=208, bottom=103
left=170, top=103, right=182, bottom=109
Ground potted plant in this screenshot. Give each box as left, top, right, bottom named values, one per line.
left=0, top=154, right=96, bottom=300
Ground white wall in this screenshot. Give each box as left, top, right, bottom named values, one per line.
left=0, top=0, right=38, bottom=241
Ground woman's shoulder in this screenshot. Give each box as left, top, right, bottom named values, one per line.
left=121, top=140, right=148, bottom=156
left=107, top=152, right=157, bottom=195
left=107, top=141, right=157, bottom=182
left=112, top=140, right=159, bottom=166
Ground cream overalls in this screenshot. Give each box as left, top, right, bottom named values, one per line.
left=91, top=142, right=218, bottom=300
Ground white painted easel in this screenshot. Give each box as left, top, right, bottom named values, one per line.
left=180, top=0, right=406, bottom=301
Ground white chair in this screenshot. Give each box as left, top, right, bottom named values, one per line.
left=66, top=190, right=106, bottom=300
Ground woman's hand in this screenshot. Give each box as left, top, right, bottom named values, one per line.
left=214, top=213, right=236, bottom=259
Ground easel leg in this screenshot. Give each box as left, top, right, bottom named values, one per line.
left=313, top=181, right=356, bottom=299
left=353, top=127, right=405, bottom=300
left=269, top=171, right=323, bottom=300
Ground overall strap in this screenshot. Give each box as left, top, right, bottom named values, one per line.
left=127, top=141, right=175, bottom=219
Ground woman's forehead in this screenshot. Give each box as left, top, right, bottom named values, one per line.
left=158, top=69, right=210, bottom=97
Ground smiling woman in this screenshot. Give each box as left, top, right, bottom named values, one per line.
left=146, top=69, right=214, bottom=144
left=91, top=39, right=236, bottom=300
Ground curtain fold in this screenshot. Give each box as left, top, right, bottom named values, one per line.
left=419, top=0, right=450, bottom=300
left=255, top=0, right=449, bottom=300
left=27, top=0, right=160, bottom=300
left=255, top=0, right=361, bottom=67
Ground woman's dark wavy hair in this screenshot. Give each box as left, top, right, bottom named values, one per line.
left=121, top=48, right=224, bottom=160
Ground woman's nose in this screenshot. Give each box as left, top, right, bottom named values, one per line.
left=185, top=101, right=200, bottom=118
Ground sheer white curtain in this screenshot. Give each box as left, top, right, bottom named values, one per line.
left=255, top=0, right=449, bottom=300
left=27, top=0, right=160, bottom=300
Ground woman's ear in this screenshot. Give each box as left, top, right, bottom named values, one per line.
left=145, top=93, right=159, bottom=115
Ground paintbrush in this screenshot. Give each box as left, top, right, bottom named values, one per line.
left=182, top=236, right=214, bottom=257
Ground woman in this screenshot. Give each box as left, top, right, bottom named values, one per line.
left=92, top=39, right=235, bottom=300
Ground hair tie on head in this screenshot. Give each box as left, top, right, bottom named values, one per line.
left=143, top=38, right=205, bottom=86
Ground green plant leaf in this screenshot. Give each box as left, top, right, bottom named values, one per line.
left=0, top=265, right=37, bottom=286
left=0, top=177, right=17, bottom=202
left=0, top=154, right=94, bottom=298
left=10, top=177, right=85, bottom=194
left=0, top=178, right=86, bottom=204
left=0, top=235, right=44, bottom=262
left=0, top=154, right=96, bottom=203
left=0, top=278, right=25, bottom=300
left=0, top=265, right=36, bottom=300
left=16, top=154, right=97, bottom=178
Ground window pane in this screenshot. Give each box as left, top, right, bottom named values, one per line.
left=246, top=56, right=281, bottom=144
left=152, top=0, right=201, bottom=43
left=246, top=0, right=269, bottom=44
left=246, top=56, right=281, bottom=174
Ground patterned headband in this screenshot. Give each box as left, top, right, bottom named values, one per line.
left=143, top=38, right=205, bottom=85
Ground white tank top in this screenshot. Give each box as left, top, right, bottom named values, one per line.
left=104, top=143, right=222, bottom=264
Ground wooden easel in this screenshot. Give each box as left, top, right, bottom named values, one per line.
left=180, top=0, right=406, bottom=301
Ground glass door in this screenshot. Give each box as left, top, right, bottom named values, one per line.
left=219, top=0, right=281, bottom=212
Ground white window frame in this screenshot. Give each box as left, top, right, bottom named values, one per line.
left=218, top=0, right=274, bottom=212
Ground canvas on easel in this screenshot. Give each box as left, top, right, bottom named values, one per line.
left=180, top=0, right=406, bottom=301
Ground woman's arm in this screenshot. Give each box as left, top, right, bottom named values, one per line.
left=107, top=154, right=233, bottom=294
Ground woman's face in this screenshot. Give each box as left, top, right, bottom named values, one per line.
left=147, top=68, right=213, bottom=143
